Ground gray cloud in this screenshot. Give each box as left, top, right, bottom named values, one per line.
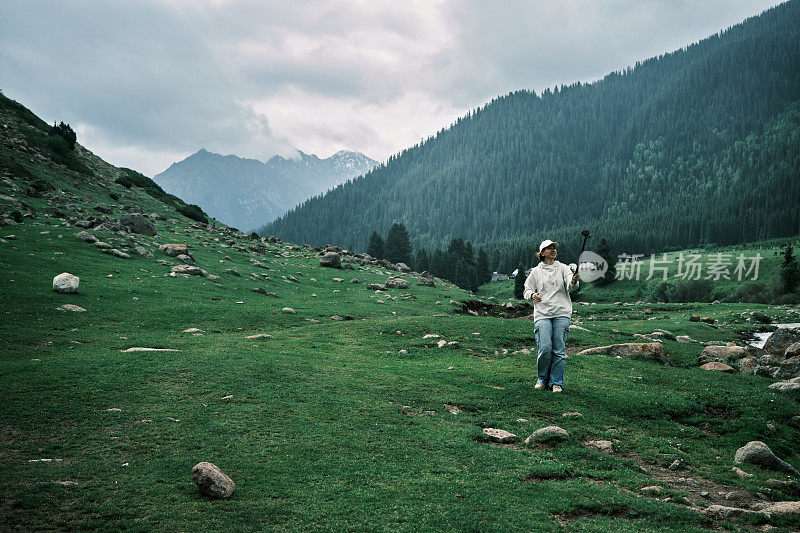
left=0, top=0, right=785, bottom=175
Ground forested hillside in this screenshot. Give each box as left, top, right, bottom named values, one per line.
left=261, top=0, right=800, bottom=272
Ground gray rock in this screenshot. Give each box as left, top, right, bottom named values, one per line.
left=483, top=428, right=516, bottom=444
left=766, top=479, right=800, bottom=497
left=417, top=276, right=435, bottom=287
left=385, top=277, right=410, bottom=289
left=585, top=440, right=613, bottom=453
left=75, top=231, right=98, bottom=243
left=53, top=272, right=79, bottom=293
left=175, top=254, right=195, bottom=265
left=731, top=466, right=753, bottom=478
left=768, top=381, right=800, bottom=392
left=191, top=462, right=235, bottom=498
left=734, top=441, right=799, bottom=475
left=225, top=269, right=240, bottom=277
left=366, top=283, right=386, bottom=291
left=763, top=328, right=800, bottom=356
left=761, top=501, right=800, bottom=516
left=773, top=356, right=800, bottom=380
left=119, top=213, right=156, bottom=236
left=786, top=342, right=800, bottom=358
left=319, top=252, right=341, bottom=269
left=134, top=245, right=155, bottom=259
left=525, top=426, right=569, bottom=444
left=704, top=505, right=761, bottom=518
left=577, top=343, right=669, bottom=365
left=159, top=243, right=189, bottom=257
left=56, top=304, right=86, bottom=312
left=104, top=248, right=131, bottom=259
left=171, top=265, right=204, bottom=276
left=396, top=262, right=411, bottom=273
left=282, top=307, right=296, bottom=314
left=699, top=345, right=747, bottom=364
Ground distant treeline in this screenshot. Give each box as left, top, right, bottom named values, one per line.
left=261, top=1, right=800, bottom=267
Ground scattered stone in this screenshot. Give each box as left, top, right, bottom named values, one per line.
left=119, top=213, right=156, bottom=236
left=366, top=283, right=386, bottom=291
left=423, top=334, right=441, bottom=339
left=104, top=248, right=131, bottom=259
left=774, top=356, right=800, bottom=381
left=769, top=381, right=800, bottom=392
left=700, top=317, right=715, bottom=324
left=704, top=505, right=761, bottom=518
left=786, top=342, right=800, bottom=358
left=75, top=231, right=98, bottom=243
left=668, top=459, right=684, bottom=470
left=171, top=265, right=203, bottom=276
left=760, top=501, right=800, bottom=516
left=676, top=335, right=696, bottom=343
left=732, top=466, right=753, bottom=478
left=94, top=241, right=112, bottom=249
left=251, top=287, right=267, bottom=294
left=689, top=315, right=701, bottom=322
left=577, top=343, right=669, bottom=365
left=282, top=307, right=296, bottom=314
left=734, top=441, right=800, bottom=475
left=444, top=404, right=461, bottom=415
left=437, top=340, right=447, bottom=348
left=245, top=334, right=273, bottom=339
left=398, top=349, right=408, bottom=355
left=763, top=328, right=800, bottom=356
left=56, top=304, right=86, bottom=312
left=182, top=328, right=203, bottom=333
left=417, top=277, right=435, bottom=287
left=191, top=462, right=235, bottom=499
left=483, top=428, right=516, bottom=444
left=385, top=277, right=410, bottom=289
left=53, top=272, right=79, bottom=293
left=319, top=252, right=341, bottom=269
left=134, top=245, right=155, bottom=259
left=225, top=269, right=240, bottom=277
left=585, top=440, right=614, bottom=453
left=106, top=408, right=122, bottom=412
left=525, top=426, right=569, bottom=444
left=640, top=486, right=662, bottom=494
left=159, top=243, right=189, bottom=257
left=561, top=412, right=583, bottom=419
left=700, top=362, right=736, bottom=372
left=699, top=345, right=748, bottom=364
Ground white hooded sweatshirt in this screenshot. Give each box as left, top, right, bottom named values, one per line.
left=522, top=260, right=579, bottom=321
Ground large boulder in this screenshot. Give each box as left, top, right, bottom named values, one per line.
left=698, top=345, right=748, bottom=365
left=578, top=343, right=669, bottom=365
left=319, top=252, right=341, bottom=269
left=160, top=243, right=189, bottom=257
left=171, top=265, right=204, bottom=276
left=763, top=328, right=800, bottom=356
left=53, top=272, right=79, bottom=293
left=773, top=356, right=800, bottom=381
left=525, top=426, right=570, bottom=444
left=385, top=277, right=410, bottom=289
left=396, top=262, right=411, bottom=273
left=734, top=441, right=799, bottom=475
left=191, top=462, right=235, bottom=498
left=483, top=428, right=516, bottom=444
left=119, top=213, right=156, bottom=236
left=700, top=362, right=735, bottom=373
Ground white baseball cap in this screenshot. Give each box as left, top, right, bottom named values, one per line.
left=539, top=239, right=558, bottom=252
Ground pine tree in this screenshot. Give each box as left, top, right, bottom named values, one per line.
left=476, top=247, right=491, bottom=285
left=780, top=243, right=799, bottom=294
left=595, top=238, right=616, bottom=285
left=415, top=249, right=430, bottom=273
left=514, top=261, right=526, bottom=299
left=367, top=231, right=384, bottom=259
left=385, top=222, right=412, bottom=265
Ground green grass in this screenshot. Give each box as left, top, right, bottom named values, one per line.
left=1, top=218, right=799, bottom=531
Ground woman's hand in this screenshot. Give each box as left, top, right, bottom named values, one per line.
left=531, top=292, right=542, bottom=303
left=571, top=272, right=579, bottom=284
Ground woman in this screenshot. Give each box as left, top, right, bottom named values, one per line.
left=523, top=240, right=580, bottom=392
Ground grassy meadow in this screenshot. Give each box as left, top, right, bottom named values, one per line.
left=2, top=211, right=800, bottom=531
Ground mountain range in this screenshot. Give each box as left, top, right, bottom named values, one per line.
left=154, top=148, right=377, bottom=232
left=260, top=0, right=800, bottom=271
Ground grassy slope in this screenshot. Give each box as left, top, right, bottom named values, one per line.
left=1, top=100, right=800, bottom=531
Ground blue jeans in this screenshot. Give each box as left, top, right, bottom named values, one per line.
left=534, top=317, right=570, bottom=388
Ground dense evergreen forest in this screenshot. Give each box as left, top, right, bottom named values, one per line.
left=260, top=1, right=800, bottom=274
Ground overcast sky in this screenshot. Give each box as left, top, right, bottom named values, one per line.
left=0, top=0, right=786, bottom=176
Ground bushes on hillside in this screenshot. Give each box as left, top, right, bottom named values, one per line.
left=176, top=203, right=208, bottom=223
left=49, top=122, right=77, bottom=150
left=647, top=278, right=716, bottom=303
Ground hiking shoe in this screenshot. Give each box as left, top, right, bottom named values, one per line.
left=535, top=382, right=545, bottom=390
left=552, top=385, right=563, bottom=393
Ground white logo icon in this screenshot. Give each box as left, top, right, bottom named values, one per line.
left=577, top=251, right=608, bottom=283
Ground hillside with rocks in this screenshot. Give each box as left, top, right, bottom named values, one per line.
left=1, top=93, right=799, bottom=530
left=154, top=148, right=377, bottom=232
